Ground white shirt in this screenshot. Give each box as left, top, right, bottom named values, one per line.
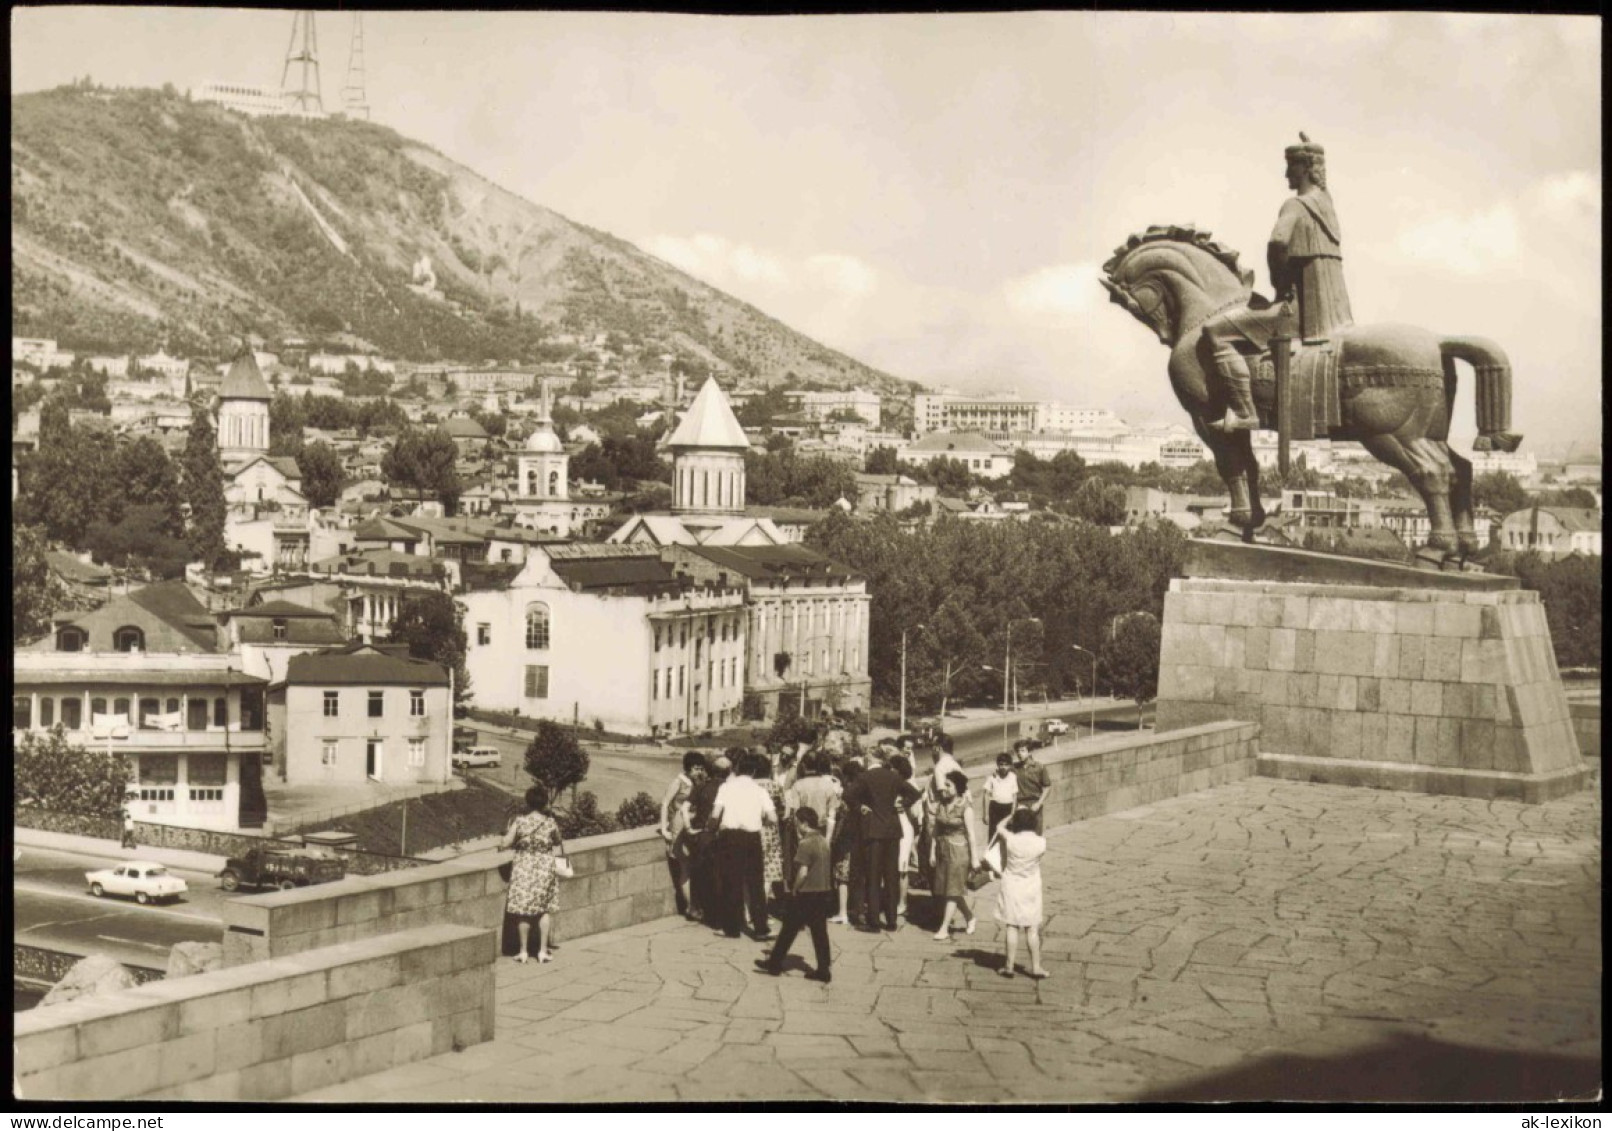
left=713, top=775, right=774, bottom=833
left=984, top=772, right=1020, bottom=805
left=931, top=753, right=963, bottom=791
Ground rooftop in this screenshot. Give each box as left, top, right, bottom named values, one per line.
left=219, top=353, right=272, bottom=402
left=907, top=432, right=1009, bottom=455
left=663, top=377, right=750, bottom=450
left=284, top=643, right=449, bottom=687
left=685, top=543, right=859, bottom=583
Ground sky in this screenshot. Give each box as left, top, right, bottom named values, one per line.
left=11, top=9, right=1602, bottom=455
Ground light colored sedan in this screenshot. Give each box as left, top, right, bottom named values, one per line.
left=85, top=862, right=189, bottom=905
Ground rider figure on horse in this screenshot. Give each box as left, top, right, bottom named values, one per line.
left=1203, top=133, right=1354, bottom=432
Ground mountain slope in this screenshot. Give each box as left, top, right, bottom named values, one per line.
left=11, top=85, right=911, bottom=393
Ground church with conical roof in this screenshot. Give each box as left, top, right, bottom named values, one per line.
left=609, top=377, right=787, bottom=547
left=217, top=352, right=273, bottom=469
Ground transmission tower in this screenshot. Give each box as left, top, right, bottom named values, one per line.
left=341, top=13, right=371, bottom=120
left=281, top=11, right=324, bottom=116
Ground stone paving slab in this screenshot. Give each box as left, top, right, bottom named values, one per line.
left=296, top=766, right=1601, bottom=1104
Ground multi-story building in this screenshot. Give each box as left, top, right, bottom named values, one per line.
left=1034, top=405, right=1127, bottom=434
left=1497, top=507, right=1602, bottom=557
left=267, top=644, right=452, bottom=786
left=15, top=582, right=270, bottom=830
left=461, top=543, right=748, bottom=737
left=789, top=388, right=882, bottom=428
left=913, top=393, right=1039, bottom=436
left=901, top=433, right=1014, bottom=479
left=12, top=337, right=75, bottom=371
left=664, top=544, right=871, bottom=722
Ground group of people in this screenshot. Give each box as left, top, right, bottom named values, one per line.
left=657, top=735, right=1055, bottom=983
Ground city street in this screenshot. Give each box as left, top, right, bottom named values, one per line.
left=14, top=846, right=225, bottom=971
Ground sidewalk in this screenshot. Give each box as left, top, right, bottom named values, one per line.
left=15, top=825, right=229, bottom=874
left=298, top=762, right=1601, bottom=1104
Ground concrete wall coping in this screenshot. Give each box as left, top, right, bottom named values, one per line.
left=1173, top=578, right=1536, bottom=605
left=217, top=823, right=662, bottom=926
left=13, top=922, right=489, bottom=1039
left=990, top=720, right=1256, bottom=778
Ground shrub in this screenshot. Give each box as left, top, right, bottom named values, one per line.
left=16, top=726, right=130, bottom=817
left=556, top=791, right=616, bottom=839
left=614, top=792, right=660, bottom=830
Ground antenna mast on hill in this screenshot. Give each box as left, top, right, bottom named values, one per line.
left=342, top=13, right=371, bottom=120
left=281, top=11, right=324, bottom=116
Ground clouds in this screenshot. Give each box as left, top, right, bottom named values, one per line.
left=1001, top=263, right=1104, bottom=323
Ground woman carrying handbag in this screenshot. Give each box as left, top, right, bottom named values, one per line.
left=500, top=783, right=569, bottom=963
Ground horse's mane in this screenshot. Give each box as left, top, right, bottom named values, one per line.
left=1101, top=224, right=1245, bottom=282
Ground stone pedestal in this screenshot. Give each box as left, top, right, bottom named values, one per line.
left=1154, top=549, right=1588, bottom=802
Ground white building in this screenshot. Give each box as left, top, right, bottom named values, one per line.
left=792, top=388, right=882, bottom=428
left=913, top=393, right=1039, bottom=436
left=13, top=337, right=75, bottom=371
left=461, top=544, right=749, bottom=737
left=194, top=82, right=323, bottom=119
left=901, top=433, right=1014, bottom=479
left=217, top=353, right=273, bottom=469
left=1497, top=507, right=1602, bottom=557
left=1035, top=405, right=1128, bottom=434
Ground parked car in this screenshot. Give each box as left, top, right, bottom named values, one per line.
left=1044, top=719, right=1070, bottom=736
left=218, top=847, right=347, bottom=893
left=453, top=745, right=502, bottom=769
left=86, top=862, right=188, bottom=905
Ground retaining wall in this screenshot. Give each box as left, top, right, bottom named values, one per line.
left=15, top=924, right=495, bottom=1101
left=15, top=944, right=164, bottom=988
left=219, top=825, right=676, bottom=965
left=962, top=720, right=1261, bottom=826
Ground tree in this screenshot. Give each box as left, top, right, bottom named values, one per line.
left=181, top=410, right=229, bottom=569
left=864, top=446, right=901, bottom=475
left=381, top=429, right=462, bottom=514
left=1068, top=476, right=1127, bottom=526
left=914, top=456, right=974, bottom=497
left=297, top=441, right=345, bottom=509
left=1100, top=614, right=1162, bottom=728
left=84, top=505, right=194, bottom=579
left=1535, top=486, right=1599, bottom=510
left=524, top=720, right=590, bottom=800
left=1509, top=552, right=1601, bottom=670
left=389, top=592, right=473, bottom=713
left=14, top=428, right=122, bottom=546
left=115, top=436, right=184, bottom=536
left=268, top=393, right=307, bottom=458
left=14, top=524, right=65, bottom=644
left=1473, top=471, right=1532, bottom=517
left=555, top=791, right=615, bottom=839
left=16, top=727, right=131, bottom=817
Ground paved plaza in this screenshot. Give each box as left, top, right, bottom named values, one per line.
left=300, top=766, right=1601, bottom=1104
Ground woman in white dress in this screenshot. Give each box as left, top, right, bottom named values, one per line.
left=988, top=808, right=1049, bottom=979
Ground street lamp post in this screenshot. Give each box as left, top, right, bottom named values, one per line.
left=899, top=623, right=926, bottom=735
left=990, top=616, right=1041, bottom=752
left=1070, top=644, right=1097, bottom=739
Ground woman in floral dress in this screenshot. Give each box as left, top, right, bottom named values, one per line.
left=754, top=752, right=789, bottom=900
left=500, top=783, right=565, bottom=963
left=927, top=770, right=979, bottom=941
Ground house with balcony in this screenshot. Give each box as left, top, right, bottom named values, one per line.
left=266, top=644, right=452, bottom=786
left=15, top=582, right=268, bottom=831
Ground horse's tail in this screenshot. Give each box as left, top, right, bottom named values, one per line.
left=1441, top=336, right=1522, bottom=452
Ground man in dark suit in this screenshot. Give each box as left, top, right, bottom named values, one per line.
left=844, top=749, right=921, bottom=932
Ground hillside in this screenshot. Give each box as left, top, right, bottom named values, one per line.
left=11, top=84, right=912, bottom=394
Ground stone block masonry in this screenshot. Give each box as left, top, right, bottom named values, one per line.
left=221, top=825, right=677, bottom=966
left=962, top=720, right=1260, bottom=826
left=1156, top=578, right=1588, bottom=802
left=14, top=924, right=496, bottom=1101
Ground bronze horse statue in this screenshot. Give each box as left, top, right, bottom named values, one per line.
left=1101, top=225, right=1521, bottom=567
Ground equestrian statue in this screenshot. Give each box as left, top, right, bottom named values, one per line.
left=1101, top=134, right=1521, bottom=569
